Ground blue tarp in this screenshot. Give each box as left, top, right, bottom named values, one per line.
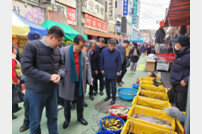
left=130, top=37, right=144, bottom=43
left=14, top=12, right=48, bottom=36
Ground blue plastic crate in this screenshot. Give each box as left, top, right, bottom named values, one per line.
left=99, top=116, right=125, bottom=134
left=133, top=84, right=139, bottom=89
left=96, top=130, right=115, bottom=134
left=117, top=88, right=138, bottom=100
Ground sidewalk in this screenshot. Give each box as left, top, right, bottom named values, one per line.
left=12, top=55, right=148, bottom=134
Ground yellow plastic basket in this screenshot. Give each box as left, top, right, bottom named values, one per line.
left=139, top=77, right=161, bottom=82
left=137, top=90, right=169, bottom=101
left=139, top=80, right=164, bottom=87
left=139, top=84, right=168, bottom=93
left=127, top=105, right=176, bottom=132
left=132, top=95, right=171, bottom=109
left=121, top=119, right=177, bottom=134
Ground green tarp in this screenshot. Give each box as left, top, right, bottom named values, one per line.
left=41, top=19, right=87, bottom=41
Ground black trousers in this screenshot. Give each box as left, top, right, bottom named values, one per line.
left=117, top=63, right=127, bottom=83
left=94, top=71, right=104, bottom=92
left=168, top=84, right=188, bottom=111
left=105, top=78, right=117, bottom=101
left=64, top=82, right=84, bottom=122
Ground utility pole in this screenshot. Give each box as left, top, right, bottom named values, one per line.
left=76, top=0, right=85, bottom=35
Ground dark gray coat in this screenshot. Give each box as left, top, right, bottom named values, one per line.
left=59, top=46, right=93, bottom=101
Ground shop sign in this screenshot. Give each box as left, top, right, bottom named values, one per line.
left=116, top=0, right=123, bottom=17
left=107, top=0, right=115, bottom=21
left=66, top=6, right=76, bottom=25
left=82, top=0, right=105, bottom=20
left=108, top=23, right=115, bottom=33
left=132, top=0, right=138, bottom=24
left=123, top=0, right=129, bottom=16
left=115, top=25, right=121, bottom=33
left=84, top=14, right=107, bottom=32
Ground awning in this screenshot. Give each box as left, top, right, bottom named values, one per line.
left=165, top=0, right=190, bottom=27
left=48, top=11, right=68, bottom=25
left=12, top=11, right=48, bottom=36
left=41, top=19, right=85, bottom=41
left=85, top=29, right=122, bottom=39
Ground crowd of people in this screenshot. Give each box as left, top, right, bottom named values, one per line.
left=12, top=24, right=190, bottom=134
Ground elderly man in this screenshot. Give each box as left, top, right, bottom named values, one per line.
left=59, top=35, right=92, bottom=129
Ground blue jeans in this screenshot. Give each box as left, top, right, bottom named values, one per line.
left=23, top=90, right=29, bottom=124
left=27, top=89, right=58, bottom=134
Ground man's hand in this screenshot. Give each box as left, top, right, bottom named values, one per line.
left=180, top=80, right=187, bottom=87
left=117, top=72, right=120, bottom=76
left=95, top=70, right=98, bottom=75
left=50, top=74, right=60, bottom=83
left=89, top=82, right=93, bottom=86
left=101, top=70, right=104, bottom=75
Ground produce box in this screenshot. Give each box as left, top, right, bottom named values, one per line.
left=145, top=59, right=156, bottom=72
left=137, top=90, right=169, bottom=101
left=121, top=119, right=177, bottom=134
left=139, top=84, right=168, bottom=93
left=127, top=105, right=176, bottom=132
left=132, top=95, right=171, bottom=109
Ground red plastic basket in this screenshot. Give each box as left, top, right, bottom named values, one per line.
left=108, top=105, right=128, bottom=119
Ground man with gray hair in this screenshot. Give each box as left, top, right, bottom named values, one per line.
left=100, top=38, right=121, bottom=105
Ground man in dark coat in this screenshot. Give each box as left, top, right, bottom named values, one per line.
left=168, top=35, right=190, bottom=111
left=155, top=24, right=166, bottom=53
left=95, top=38, right=106, bottom=96
left=21, top=26, right=65, bottom=134
left=89, top=40, right=99, bottom=100
left=116, top=39, right=130, bottom=87
left=100, top=38, right=121, bottom=105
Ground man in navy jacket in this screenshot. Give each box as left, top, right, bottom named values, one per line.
left=100, top=38, right=121, bottom=105
left=168, top=35, right=190, bottom=111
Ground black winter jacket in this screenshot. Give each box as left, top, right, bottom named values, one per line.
left=95, top=45, right=106, bottom=72
left=170, top=46, right=190, bottom=85
left=21, top=40, right=65, bottom=93
left=128, top=48, right=141, bottom=63
left=90, top=49, right=99, bottom=73
left=155, top=28, right=165, bottom=43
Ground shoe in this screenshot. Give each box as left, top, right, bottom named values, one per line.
left=12, top=114, right=17, bottom=120
left=83, top=101, right=88, bottom=107
left=120, top=81, right=124, bottom=84
left=111, top=100, right=115, bottom=105
left=71, top=103, right=75, bottom=111
left=13, top=107, right=22, bottom=113
left=118, top=82, right=122, bottom=87
left=78, top=118, right=88, bottom=125
left=20, top=122, right=29, bottom=132
left=57, top=105, right=63, bottom=110
left=100, top=90, right=104, bottom=96
left=89, top=95, right=94, bottom=101
left=104, top=97, right=111, bottom=101
left=93, top=91, right=98, bottom=96
left=63, top=121, right=69, bottom=129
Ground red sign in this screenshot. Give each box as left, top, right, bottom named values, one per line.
left=84, top=14, right=107, bottom=31
left=66, top=6, right=76, bottom=25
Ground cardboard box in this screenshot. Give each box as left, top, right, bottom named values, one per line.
left=145, top=59, right=156, bottom=72
left=156, top=60, right=169, bottom=71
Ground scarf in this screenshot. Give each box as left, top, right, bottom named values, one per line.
left=69, top=43, right=83, bottom=96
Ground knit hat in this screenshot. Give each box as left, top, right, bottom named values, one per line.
left=172, top=35, right=190, bottom=47
left=27, top=31, right=41, bottom=41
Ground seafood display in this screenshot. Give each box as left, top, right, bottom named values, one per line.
left=108, top=107, right=130, bottom=116
left=101, top=117, right=123, bottom=131
left=132, top=113, right=171, bottom=127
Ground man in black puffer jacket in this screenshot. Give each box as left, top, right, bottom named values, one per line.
left=168, top=35, right=190, bottom=111
left=21, top=26, right=65, bottom=134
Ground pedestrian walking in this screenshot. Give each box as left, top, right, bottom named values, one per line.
left=59, top=35, right=91, bottom=129
left=21, top=26, right=65, bottom=134
left=168, top=35, right=190, bottom=111
left=140, top=44, right=147, bottom=55
left=95, top=38, right=106, bottom=96
left=89, top=40, right=99, bottom=100
left=128, top=42, right=141, bottom=74
left=12, top=44, right=23, bottom=120
left=116, top=39, right=130, bottom=87
left=154, top=20, right=166, bottom=54
left=19, top=31, right=42, bottom=132
left=100, top=38, right=121, bottom=105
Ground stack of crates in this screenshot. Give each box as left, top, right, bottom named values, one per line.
left=120, top=73, right=184, bottom=134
